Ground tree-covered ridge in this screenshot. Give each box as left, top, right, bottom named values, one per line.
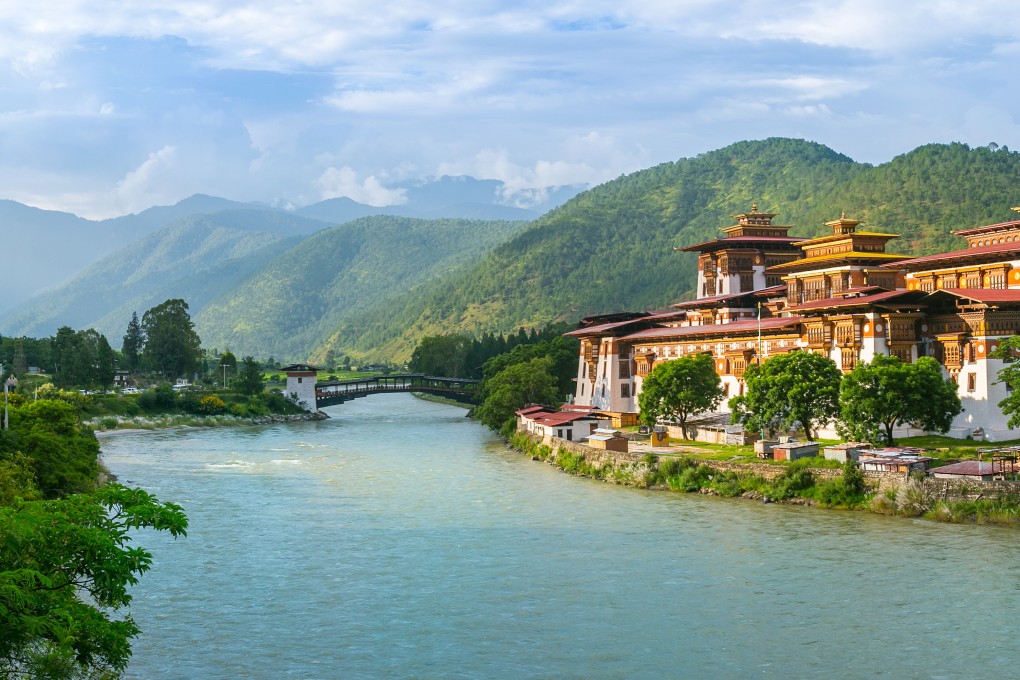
left=317, top=139, right=1020, bottom=363
left=195, top=215, right=530, bottom=359
left=0, top=211, right=309, bottom=339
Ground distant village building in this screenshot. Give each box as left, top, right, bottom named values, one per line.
left=569, top=205, right=1020, bottom=441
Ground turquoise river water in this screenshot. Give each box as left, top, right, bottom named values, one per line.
left=99, top=394, right=1019, bottom=679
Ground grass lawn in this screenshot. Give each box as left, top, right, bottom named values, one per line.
left=659, top=438, right=844, bottom=468
left=897, top=435, right=1020, bottom=463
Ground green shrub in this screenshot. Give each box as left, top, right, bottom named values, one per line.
left=767, top=461, right=815, bottom=500
left=99, top=417, right=119, bottom=430
left=667, top=464, right=712, bottom=492
left=815, top=460, right=869, bottom=507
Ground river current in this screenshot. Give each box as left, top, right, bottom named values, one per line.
left=99, top=394, right=1019, bottom=679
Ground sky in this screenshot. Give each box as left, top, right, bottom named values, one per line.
left=1, top=1, right=1019, bottom=219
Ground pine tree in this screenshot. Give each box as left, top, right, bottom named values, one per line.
left=122, top=312, right=144, bottom=373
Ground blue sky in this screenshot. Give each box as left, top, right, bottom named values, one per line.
left=2, top=1, right=1018, bottom=218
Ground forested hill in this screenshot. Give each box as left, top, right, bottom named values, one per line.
left=316, top=138, right=1020, bottom=363
left=193, top=216, right=530, bottom=358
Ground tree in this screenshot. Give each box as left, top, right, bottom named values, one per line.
left=234, top=356, right=266, bottom=396
left=0, top=484, right=187, bottom=678
left=989, top=335, right=1020, bottom=429
left=122, top=312, right=144, bottom=372
left=730, top=350, right=841, bottom=441
left=141, top=299, right=202, bottom=379
left=838, top=355, right=962, bottom=445
left=474, top=356, right=561, bottom=431
left=409, top=334, right=472, bottom=378
left=638, top=353, right=725, bottom=439
left=8, top=399, right=101, bottom=499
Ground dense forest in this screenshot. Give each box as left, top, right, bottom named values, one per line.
left=194, top=216, right=529, bottom=358
left=315, top=139, right=1020, bottom=363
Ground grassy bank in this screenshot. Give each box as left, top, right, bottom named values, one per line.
left=508, top=432, right=1020, bottom=527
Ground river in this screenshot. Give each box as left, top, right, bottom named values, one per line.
left=99, top=394, right=1019, bottom=679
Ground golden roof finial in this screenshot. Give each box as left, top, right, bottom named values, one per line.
left=751, top=203, right=758, bottom=213
left=1012, top=206, right=1020, bottom=213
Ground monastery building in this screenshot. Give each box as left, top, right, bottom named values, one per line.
left=568, top=206, right=1020, bottom=441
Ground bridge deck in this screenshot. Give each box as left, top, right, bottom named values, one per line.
left=315, top=373, right=479, bottom=406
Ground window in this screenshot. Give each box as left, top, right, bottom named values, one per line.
left=619, top=361, right=631, bottom=379
left=967, top=374, right=976, bottom=392
left=621, top=384, right=631, bottom=399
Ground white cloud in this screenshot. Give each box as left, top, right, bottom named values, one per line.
left=112, top=145, right=178, bottom=214
left=316, top=166, right=407, bottom=206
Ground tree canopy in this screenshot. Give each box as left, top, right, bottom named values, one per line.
left=730, top=351, right=842, bottom=441
left=837, top=355, right=962, bottom=445
left=0, top=485, right=187, bottom=678
left=638, top=353, right=725, bottom=439
left=474, top=356, right=561, bottom=432
left=990, top=336, right=1020, bottom=429
left=234, top=356, right=266, bottom=396
left=121, top=311, right=144, bottom=373
left=141, top=299, right=202, bottom=379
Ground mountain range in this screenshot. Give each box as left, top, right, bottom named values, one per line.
left=2, top=139, right=1018, bottom=365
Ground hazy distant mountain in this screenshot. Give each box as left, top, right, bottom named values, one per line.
left=0, top=176, right=582, bottom=315
left=0, top=201, right=101, bottom=314
left=0, top=210, right=329, bottom=338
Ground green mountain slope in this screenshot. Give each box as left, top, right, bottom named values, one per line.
left=314, top=139, right=1020, bottom=363
left=193, top=216, right=530, bottom=358
left=0, top=210, right=326, bottom=339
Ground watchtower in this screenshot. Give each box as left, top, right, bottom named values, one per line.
left=282, top=364, right=320, bottom=411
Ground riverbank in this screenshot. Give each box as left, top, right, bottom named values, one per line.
left=91, top=411, right=329, bottom=438
left=508, top=431, right=1020, bottom=526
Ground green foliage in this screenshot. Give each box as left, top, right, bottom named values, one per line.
left=637, top=353, right=724, bottom=438
left=194, top=216, right=530, bottom=361
left=731, top=351, right=841, bottom=441
left=233, top=356, right=266, bottom=396
left=474, top=356, right=562, bottom=431
left=36, top=383, right=94, bottom=413
left=0, top=484, right=187, bottom=678
left=6, top=400, right=101, bottom=499
left=0, top=451, right=41, bottom=505
left=121, top=311, right=144, bottom=372
left=990, top=336, right=1020, bottom=429
left=141, top=299, right=202, bottom=379
left=838, top=355, right=962, bottom=445
left=409, top=334, right=473, bottom=377
left=815, top=460, right=869, bottom=507
left=928, top=497, right=1020, bottom=525
left=766, top=460, right=816, bottom=501
left=51, top=326, right=116, bottom=389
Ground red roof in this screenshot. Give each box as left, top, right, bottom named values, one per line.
left=930, top=461, right=999, bottom=476
left=534, top=411, right=599, bottom=426
left=784, top=290, right=926, bottom=313
left=516, top=405, right=551, bottom=416
left=928, top=289, right=1020, bottom=305
left=680, top=235, right=805, bottom=252
left=888, top=240, right=1020, bottom=269
left=623, top=316, right=803, bottom=340
left=564, top=316, right=657, bottom=337
left=953, top=219, right=1020, bottom=236
left=671, top=290, right=764, bottom=309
